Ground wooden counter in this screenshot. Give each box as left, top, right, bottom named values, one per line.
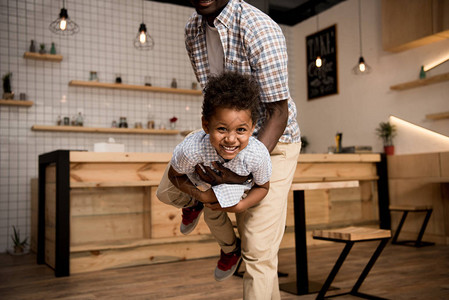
left=36, top=151, right=384, bottom=276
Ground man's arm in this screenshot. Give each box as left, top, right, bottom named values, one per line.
left=168, top=165, right=217, bottom=204
left=256, top=99, right=288, bottom=153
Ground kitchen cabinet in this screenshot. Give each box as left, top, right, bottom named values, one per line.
left=382, top=0, right=449, bottom=52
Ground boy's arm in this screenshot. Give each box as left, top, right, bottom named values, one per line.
left=205, top=181, right=270, bottom=213
left=168, top=165, right=218, bottom=204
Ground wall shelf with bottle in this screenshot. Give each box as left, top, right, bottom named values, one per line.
left=425, top=111, right=449, bottom=120
left=31, top=125, right=179, bottom=135
left=23, top=52, right=63, bottom=62
left=390, top=72, right=449, bottom=91
left=0, top=100, right=34, bottom=107
left=68, top=80, right=202, bottom=96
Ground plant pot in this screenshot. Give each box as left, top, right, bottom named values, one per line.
left=3, top=92, right=14, bottom=100
left=384, top=145, right=395, bottom=155
left=7, top=246, right=29, bottom=256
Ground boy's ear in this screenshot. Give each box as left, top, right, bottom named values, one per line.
left=201, top=117, right=209, bottom=133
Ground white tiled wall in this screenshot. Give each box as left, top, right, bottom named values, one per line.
left=0, top=0, right=295, bottom=252
left=0, top=0, right=203, bottom=252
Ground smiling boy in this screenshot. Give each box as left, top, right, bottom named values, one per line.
left=158, top=71, right=272, bottom=281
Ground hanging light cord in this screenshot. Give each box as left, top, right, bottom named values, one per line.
left=141, top=0, right=144, bottom=23
left=358, top=0, right=362, bottom=56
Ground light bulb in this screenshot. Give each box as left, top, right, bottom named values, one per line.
left=316, top=56, right=322, bottom=68
left=358, top=62, right=366, bottom=72
left=59, top=18, right=67, bottom=31
left=139, top=31, right=146, bottom=43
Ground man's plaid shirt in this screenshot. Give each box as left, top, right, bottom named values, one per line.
left=185, top=0, right=301, bottom=143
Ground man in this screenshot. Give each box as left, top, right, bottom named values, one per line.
left=158, top=0, right=301, bottom=299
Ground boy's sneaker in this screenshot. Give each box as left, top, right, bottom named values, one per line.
left=180, top=201, right=204, bottom=235
left=214, top=248, right=242, bottom=282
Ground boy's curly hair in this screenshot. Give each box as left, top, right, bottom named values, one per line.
left=202, top=72, right=260, bottom=123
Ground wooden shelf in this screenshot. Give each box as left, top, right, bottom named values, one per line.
left=68, top=80, right=202, bottom=96
left=31, top=125, right=179, bottom=135
left=0, top=99, right=33, bottom=107
left=23, top=52, right=63, bottom=62
left=71, top=180, right=160, bottom=188
left=390, top=72, right=449, bottom=91
left=426, top=111, right=449, bottom=120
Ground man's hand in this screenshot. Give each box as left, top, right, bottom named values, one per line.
left=195, top=161, right=250, bottom=186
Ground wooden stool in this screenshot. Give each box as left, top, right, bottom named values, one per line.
left=312, top=226, right=391, bottom=300
left=389, top=205, right=434, bottom=247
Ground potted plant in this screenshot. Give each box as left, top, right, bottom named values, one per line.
left=39, top=43, right=46, bottom=54
left=10, top=226, right=28, bottom=255
left=2, top=72, right=14, bottom=100
left=376, top=121, right=397, bottom=155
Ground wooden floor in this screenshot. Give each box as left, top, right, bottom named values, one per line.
left=1, top=242, right=449, bottom=299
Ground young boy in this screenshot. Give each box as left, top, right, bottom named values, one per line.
left=157, top=71, right=272, bottom=281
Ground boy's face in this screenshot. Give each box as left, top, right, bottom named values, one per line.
left=202, top=107, right=255, bottom=160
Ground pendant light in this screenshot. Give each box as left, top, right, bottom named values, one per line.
left=352, top=0, right=372, bottom=75
left=315, top=14, right=322, bottom=68
left=134, top=0, right=155, bottom=50
left=49, top=0, right=79, bottom=36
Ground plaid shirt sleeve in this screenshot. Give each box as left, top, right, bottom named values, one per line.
left=239, top=14, right=290, bottom=103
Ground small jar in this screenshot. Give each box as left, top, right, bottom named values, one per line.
left=119, top=117, right=128, bottom=128
left=89, top=71, right=98, bottom=81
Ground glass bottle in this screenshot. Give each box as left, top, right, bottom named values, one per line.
left=29, top=40, right=36, bottom=52
left=147, top=113, right=155, bottom=129
left=419, top=66, right=426, bottom=79
left=76, top=112, right=84, bottom=126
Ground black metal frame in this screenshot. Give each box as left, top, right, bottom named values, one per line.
left=37, top=150, right=71, bottom=277
left=279, top=190, right=324, bottom=295
left=391, top=208, right=434, bottom=247
left=376, top=154, right=391, bottom=230
left=313, top=237, right=390, bottom=300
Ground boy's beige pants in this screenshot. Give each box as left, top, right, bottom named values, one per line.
left=156, top=142, right=301, bottom=300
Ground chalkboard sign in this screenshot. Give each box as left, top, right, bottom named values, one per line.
left=306, top=24, right=338, bottom=100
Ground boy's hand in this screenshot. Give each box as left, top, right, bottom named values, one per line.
left=195, top=162, right=250, bottom=186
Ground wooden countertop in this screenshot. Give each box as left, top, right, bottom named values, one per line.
left=69, top=151, right=381, bottom=163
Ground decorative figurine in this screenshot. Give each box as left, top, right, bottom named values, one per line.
left=50, top=42, right=56, bottom=55
left=171, top=78, right=177, bottom=88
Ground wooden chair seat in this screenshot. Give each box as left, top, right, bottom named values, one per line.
left=389, top=205, right=433, bottom=212
left=313, top=226, right=391, bottom=242
left=312, top=226, right=391, bottom=299
left=389, top=205, right=434, bottom=247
